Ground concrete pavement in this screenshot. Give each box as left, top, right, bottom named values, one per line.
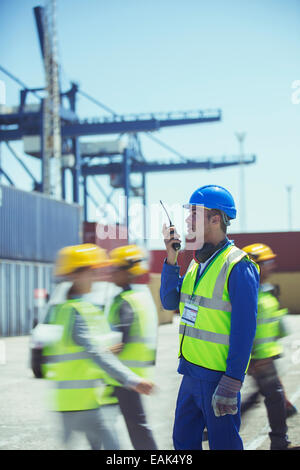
left=1, top=313, right=300, bottom=450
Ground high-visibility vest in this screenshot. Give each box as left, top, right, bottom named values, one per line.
left=42, top=299, right=118, bottom=412
left=251, top=288, right=288, bottom=360
left=179, top=244, right=258, bottom=372
left=107, top=290, right=158, bottom=383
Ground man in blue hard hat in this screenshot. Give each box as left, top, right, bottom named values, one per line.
left=160, top=185, right=260, bottom=450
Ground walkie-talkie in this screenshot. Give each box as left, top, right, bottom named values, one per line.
left=160, top=200, right=181, bottom=251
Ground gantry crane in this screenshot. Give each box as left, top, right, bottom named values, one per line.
left=0, top=3, right=256, bottom=242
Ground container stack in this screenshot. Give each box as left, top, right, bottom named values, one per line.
left=0, top=185, right=82, bottom=336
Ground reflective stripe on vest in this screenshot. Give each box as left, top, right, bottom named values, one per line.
left=42, top=351, right=91, bottom=363
left=257, top=314, right=285, bottom=324
left=179, top=244, right=257, bottom=372
left=120, top=359, right=156, bottom=368
left=126, top=335, right=157, bottom=344
left=179, top=246, right=246, bottom=310
left=107, top=289, right=158, bottom=382
left=253, top=336, right=279, bottom=345
left=55, top=379, right=105, bottom=389
left=179, top=323, right=230, bottom=345
left=180, top=292, right=231, bottom=312
left=251, top=290, right=287, bottom=359
left=42, top=300, right=118, bottom=411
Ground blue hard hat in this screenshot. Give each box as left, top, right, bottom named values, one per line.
left=183, top=185, right=237, bottom=219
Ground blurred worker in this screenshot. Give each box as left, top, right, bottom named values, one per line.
left=242, top=243, right=298, bottom=450
left=41, top=243, right=154, bottom=450
left=160, top=185, right=260, bottom=450
left=107, top=244, right=158, bottom=450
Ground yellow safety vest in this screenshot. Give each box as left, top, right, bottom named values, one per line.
left=251, top=289, right=288, bottom=360
left=108, top=290, right=158, bottom=383
left=179, top=244, right=258, bottom=372
left=42, top=299, right=118, bottom=412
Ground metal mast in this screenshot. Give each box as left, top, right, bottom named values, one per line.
left=235, top=131, right=246, bottom=232
left=42, top=0, right=62, bottom=198
left=286, top=185, right=293, bottom=231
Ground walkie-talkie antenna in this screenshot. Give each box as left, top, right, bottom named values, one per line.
left=160, top=200, right=173, bottom=225
left=160, top=200, right=181, bottom=251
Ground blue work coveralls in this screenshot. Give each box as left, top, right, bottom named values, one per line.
left=160, top=239, right=259, bottom=450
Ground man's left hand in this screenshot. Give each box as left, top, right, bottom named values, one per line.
left=212, top=374, right=242, bottom=417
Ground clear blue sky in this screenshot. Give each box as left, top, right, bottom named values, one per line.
left=1, top=0, right=300, bottom=248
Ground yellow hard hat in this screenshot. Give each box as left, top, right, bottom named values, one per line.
left=109, top=244, right=149, bottom=276
left=242, top=243, right=277, bottom=263
left=55, top=243, right=111, bottom=276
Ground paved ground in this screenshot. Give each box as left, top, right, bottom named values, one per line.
left=1, top=313, right=300, bottom=451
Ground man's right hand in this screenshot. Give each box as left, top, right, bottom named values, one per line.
left=132, top=379, right=155, bottom=395
left=109, top=342, right=124, bottom=354
left=162, top=223, right=181, bottom=265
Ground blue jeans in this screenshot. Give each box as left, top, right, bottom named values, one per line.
left=173, top=375, right=243, bottom=450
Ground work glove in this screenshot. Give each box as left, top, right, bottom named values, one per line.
left=212, top=374, right=242, bottom=417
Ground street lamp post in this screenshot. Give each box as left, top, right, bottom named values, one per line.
left=235, top=132, right=247, bottom=232
left=286, top=185, right=292, bottom=231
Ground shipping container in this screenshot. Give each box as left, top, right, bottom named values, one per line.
left=0, top=259, right=53, bottom=336
left=83, top=221, right=128, bottom=252
left=0, top=185, right=82, bottom=263
left=149, top=232, right=300, bottom=274
left=228, top=232, right=300, bottom=272
left=149, top=232, right=300, bottom=314
left=83, top=222, right=151, bottom=283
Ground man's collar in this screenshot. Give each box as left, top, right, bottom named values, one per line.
left=193, top=237, right=230, bottom=264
